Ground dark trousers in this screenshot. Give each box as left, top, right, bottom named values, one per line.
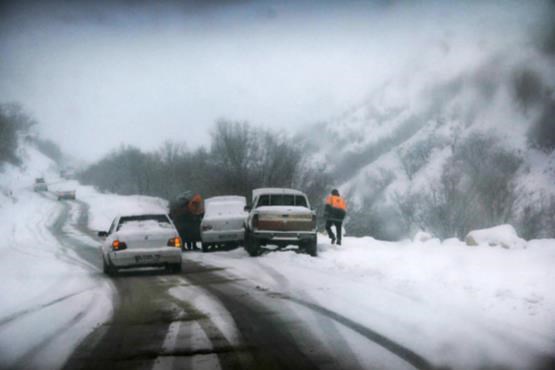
left=325, top=220, right=342, bottom=244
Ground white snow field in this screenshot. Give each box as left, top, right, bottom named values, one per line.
left=0, top=148, right=114, bottom=370
left=185, top=235, right=555, bottom=369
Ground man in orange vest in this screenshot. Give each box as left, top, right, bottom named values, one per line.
left=324, top=189, right=347, bottom=245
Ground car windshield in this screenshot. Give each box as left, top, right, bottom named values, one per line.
left=256, top=194, right=308, bottom=208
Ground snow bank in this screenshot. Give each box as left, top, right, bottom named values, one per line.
left=0, top=147, right=113, bottom=370
left=186, top=235, right=555, bottom=369
left=465, top=224, right=527, bottom=249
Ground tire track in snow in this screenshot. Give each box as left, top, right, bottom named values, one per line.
left=281, top=294, right=436, bottom=370
left=251, top=258, right=365, bottom=370
left=253, top=261, right=436, bottom=370
left=8, top=292, right=99, bottom=370
left=0, top=193, right=114, bottom=370
left=0, top=287, right=96, bottom=328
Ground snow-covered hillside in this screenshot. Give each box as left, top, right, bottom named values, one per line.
left=301, top=17, right=555, bottom=240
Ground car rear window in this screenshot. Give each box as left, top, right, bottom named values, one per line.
left=117, top=214, right=170, bottom=230
left=256, top=194, right=308, bottom=207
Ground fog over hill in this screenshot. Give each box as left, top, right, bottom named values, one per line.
left=2, top=0, right=554, bottom=241
left=301, top=6, right=555, bottom=240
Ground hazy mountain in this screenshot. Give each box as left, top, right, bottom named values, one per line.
left=301, top=26, right=555, bottom=240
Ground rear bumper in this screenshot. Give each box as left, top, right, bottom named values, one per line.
left=108, top=247, right=182, bottom=268
left=252, top=230, right=316, bottom=243
left=202, top=229, right=244, bottom=243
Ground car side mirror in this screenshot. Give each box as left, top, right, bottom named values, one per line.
left=244, top=205, right=251, bottom=211
left=98, top=231, right=108, bottom=238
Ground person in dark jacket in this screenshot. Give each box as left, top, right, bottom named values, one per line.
left=169, top=192, right=204, bottom=250
left=324, top=189, right=347, bottom=245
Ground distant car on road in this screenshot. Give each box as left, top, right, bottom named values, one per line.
left=98, top=213, right=183, bottom=275
left=244, top=188, right=317, bottom=257
left=200, top=196, right=248, bottom=252
left=56, top=190, right=76, bottom=200
left=33, top=178, right=48, bottom=192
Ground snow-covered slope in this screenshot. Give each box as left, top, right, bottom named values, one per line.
left=301, top=18, right=555, bottom=240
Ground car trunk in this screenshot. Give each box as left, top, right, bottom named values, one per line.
left=203, top=214, right=245, bottom=231
left=116, top=222, right=176, bottom=249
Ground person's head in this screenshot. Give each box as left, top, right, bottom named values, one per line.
left=331, top=189, right=339, bottom=196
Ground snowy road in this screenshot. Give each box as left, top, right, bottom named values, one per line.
left=57, top=197, right=432, bottom=370
left=0, top=191, right=112, bottom=370
left=1, top=170, right=553, bottom=370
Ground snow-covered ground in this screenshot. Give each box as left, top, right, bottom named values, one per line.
left=2, top=146, right=554, bottom=369
left=0, top=148, right=113, bottom=370
left=185, top=235, right=555, bottom=369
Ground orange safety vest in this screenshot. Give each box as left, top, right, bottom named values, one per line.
left=325, top=195, right=347, bottom=211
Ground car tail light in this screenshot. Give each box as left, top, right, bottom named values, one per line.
left=253, top=214, right=259, bottom=228
left=167, top=236, right=182, bottom=248
left=112, top=239, right=127, bottom=251
left=202, top=224, right=213, bottom=231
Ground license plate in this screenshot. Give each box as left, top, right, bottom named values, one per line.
left=135, top=254, right=160, bottom=262
left=218, top=234, right=236, bottom=240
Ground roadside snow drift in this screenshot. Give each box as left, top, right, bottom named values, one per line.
left=186, top=235, right=555, bottom=369
left=0, top=148, right=113, bottom=370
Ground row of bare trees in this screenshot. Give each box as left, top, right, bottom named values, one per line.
left=347, top=133, right=530, bottom=240
left=0, top=103, right=36, bottom=167
left=78, top=119, right=331, bottom=214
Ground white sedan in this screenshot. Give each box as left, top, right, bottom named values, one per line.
left=200, top=196, right=248, bottom=252
left=98, top=213, right=183, bottom=275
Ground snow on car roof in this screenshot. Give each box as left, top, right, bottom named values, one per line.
left=205, top=195, right=246, bottom=204
left=252, top=188, right=305, bottom=198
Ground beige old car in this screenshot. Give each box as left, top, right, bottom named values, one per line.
left=244, top=188, right=317, bottom=257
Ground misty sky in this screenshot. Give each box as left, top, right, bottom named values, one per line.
left=0, top=0, right=552, bottom=161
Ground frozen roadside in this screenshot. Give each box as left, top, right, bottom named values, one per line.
left=0, top=149, right=113, bottom=370
left=185, top=235, right=555, bottom=369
